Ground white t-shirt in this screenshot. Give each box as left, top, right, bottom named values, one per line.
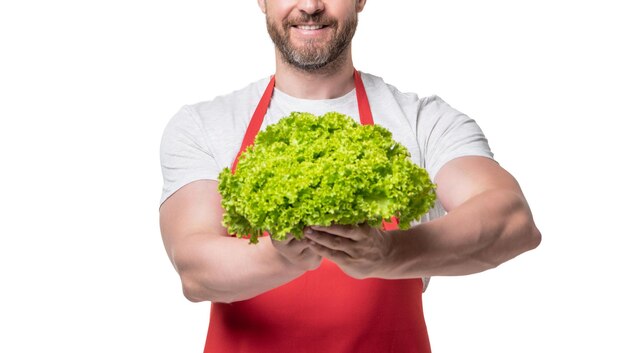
left=159, top=72, right=494, bottom=224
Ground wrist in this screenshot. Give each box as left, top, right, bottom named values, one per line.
left=360, top=228, right=397, bottom=279
left=379, top=229, right=400, bottom=277
left=378, top=227, right=429, bottom=279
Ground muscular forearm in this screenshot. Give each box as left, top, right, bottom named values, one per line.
left=381, top=189, right=541, bottom=278
left=174, top=234, right=304, bottom=303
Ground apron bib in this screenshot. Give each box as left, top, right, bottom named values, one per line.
left=204, top=70, right=431, bottom=353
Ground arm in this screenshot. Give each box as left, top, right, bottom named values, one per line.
left=305, top=156, right=541, bottom=279
left=159, top=180, right=320, bottom=303
left=382, top=156, right=542, bottom=278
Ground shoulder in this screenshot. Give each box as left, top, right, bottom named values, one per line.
left=360, top=72, right=452, bottom=112
left=413, top=94, right=483, bottom=139
left=360, top=72, right=420, bottom=105
left=161, top=76, right=271, bottom=159
left=183, top=76, right=271, bottom=128
left=416, top=94, right=457, bottom=116
left=359, top=72, right=421, bottom=122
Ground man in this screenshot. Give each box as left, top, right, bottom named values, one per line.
left=159, top=0, right=541, bottom=352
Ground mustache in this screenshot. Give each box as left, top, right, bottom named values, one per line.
left=284, top=13, right=338, bottom=27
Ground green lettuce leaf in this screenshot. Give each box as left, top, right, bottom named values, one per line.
left=218, top=112, right=436, bottom=244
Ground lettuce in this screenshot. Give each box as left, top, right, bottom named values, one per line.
left=218, top=112, right=436, bottom=244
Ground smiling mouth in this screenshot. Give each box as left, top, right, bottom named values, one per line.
left=293, top=24, right=327, bottom=30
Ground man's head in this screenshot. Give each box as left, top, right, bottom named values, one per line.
left=258, top=0, right=366, bottom=73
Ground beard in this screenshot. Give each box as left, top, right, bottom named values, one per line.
left=266, top=11, right=358, bottom=73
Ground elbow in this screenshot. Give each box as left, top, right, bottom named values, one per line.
left=510, top=192, right=542, bottom=253
left=498, top=197, right=542, bottom=262
left=519, top=200, right=541, bottom=252
left=182, top=287, right=207, bottom=303
left=513, top=206, right=542, bottom=255
left=180, top=271, right=236, bottom=304
left=181, top=273, right=210, bottom=303
left=526, top=223, right=542, bottom=251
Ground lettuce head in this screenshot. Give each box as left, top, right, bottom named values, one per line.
left=218, top=112, right=436, bottom=244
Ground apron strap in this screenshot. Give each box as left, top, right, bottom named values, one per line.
left=232, top=75, right=276, bottom=172
left=353, top=70, right=399, bottom=229
left=354, top=69, right=374, bottom=125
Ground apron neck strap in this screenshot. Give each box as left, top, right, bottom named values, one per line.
left=231, top=75, right=276, bottom=171
left=353, top=69, right=374, bottom=125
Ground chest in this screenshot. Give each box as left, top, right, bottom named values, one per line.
left=208, top=95, right=422, bottom=172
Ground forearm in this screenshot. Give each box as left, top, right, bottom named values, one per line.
left=174, top=234, right=304, bottom=303
left=382, top=189, right=541, bottom=278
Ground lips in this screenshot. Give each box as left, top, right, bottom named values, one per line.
left=285, top=13, right=337, bottom=31
left=288, top=23, right=331, bottom=36
left=295, top=24, right=325, bottom=30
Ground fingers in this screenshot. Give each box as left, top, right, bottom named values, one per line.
left=309, top=224, right=365, bottom=241
left=307, top=241, right=351, bottom=264
left=299, top=247, right=320, bottom=259
left=270, top=232, right=322, bottom=271
left=272, top=232, right=309, bottom=252
left=271, top=229, right=357, bottom=266
left=305, top=228, right=355, bottom=252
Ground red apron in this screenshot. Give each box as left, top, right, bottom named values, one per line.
left=204, top=70, right=431, bottom=353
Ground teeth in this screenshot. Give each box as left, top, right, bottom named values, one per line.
left=297, top=25, right=323, bottom=30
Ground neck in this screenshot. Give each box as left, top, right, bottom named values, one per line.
left=273, top=47, right=355, bottom=100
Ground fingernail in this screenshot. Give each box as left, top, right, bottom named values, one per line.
left=305, top=228, right=313, bottom=235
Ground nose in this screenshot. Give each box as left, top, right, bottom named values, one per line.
left=296, top=0, right=325, bottom=15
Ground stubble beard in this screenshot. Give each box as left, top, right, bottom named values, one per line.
left=266, top=12, right=358, bottom=74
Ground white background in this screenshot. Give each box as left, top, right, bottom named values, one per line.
left=1, top=0, right=624, bottom=352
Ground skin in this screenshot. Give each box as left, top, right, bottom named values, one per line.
left=259, top=0, right=366, bottom=99
left=159, top=0, right=541, bottom=303
left=304, top=156, right=541, bottom=279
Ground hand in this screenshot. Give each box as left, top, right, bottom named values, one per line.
left=271, top=233, right=322, bottom=272
left=304, top=223, right=392, bottom=279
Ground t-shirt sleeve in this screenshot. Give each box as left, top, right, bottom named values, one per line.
left=417, top=95, right=494, bottom=181
left=159, top=105, right=222, bottom=207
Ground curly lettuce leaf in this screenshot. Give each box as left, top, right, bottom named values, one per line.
left=218, top=112, right=436, bottom=244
